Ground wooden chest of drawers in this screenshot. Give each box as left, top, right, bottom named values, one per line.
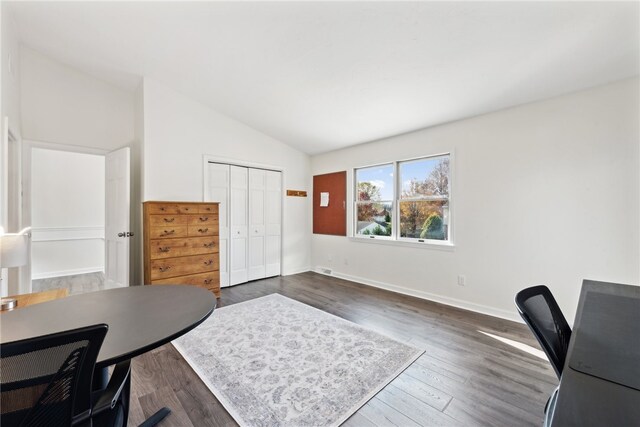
left=143, top=201, right=220, bottom=298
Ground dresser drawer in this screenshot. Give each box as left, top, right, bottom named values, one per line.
left=149, top=214, right=188, bottom=226
left=148, top=226, right=188, bottom=239
left=151, top=271, right=220, bottom=292
left=186, top=214, right=217, bottom=226
left=150, top=254, right=219, bottom=280
left=177, top=204, right=197, bottom=214
left=149, top=236, right=219, bottom=259
left=199, top=204, right=218, bottom=214
left=146, top=203, right=180, bottom=214
left=188, top=224, right=218, bottom=237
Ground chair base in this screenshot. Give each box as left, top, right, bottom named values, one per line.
left=138, top=407, right=171, bottom=427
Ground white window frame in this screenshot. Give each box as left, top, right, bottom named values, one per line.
left=353, top=162, right=395, bottom=241
left=352, top=152, right=454, bottom=249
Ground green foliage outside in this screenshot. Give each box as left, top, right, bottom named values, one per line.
left=420, top=213, right=445, bottom=240
left=362, top=224, right=391, bottom=236
left=361, top=223, right=391, bottom=236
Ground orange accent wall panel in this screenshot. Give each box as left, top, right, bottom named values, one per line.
left=313, top=171, right=347, bottom=236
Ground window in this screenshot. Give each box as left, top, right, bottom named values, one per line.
left=355, top=164, right=393, bottom=237
left=354, top=153, right=451, bottom=244
left=398, top=155, right=450, bottom=241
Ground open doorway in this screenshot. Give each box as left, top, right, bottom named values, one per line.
left=25, top=143, right=132, bottom=295
left=30, top=147, right=110, bottom=294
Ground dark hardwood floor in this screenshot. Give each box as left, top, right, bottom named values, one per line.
left=128, top=272, right=556, bottom=426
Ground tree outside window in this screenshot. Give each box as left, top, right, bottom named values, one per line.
left=354, top=154, right=451, bottom=243
left=355, top=164, right=393, bottom=237
left=399, top=155, right=450, bottom=241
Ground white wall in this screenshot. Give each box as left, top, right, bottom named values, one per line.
left=1, top=7, right=21, bottom=140
left=311, top=78, right=640, bottom=323
left=30, top=148, right=105, bottom=279
left=19, top=48, right=141, bottom=284
left=20, top=47, right=135, bottom=150
left=142, top=78, right=311, bottom=275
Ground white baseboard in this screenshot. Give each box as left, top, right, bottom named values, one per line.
left=282, top=267, right=311, bottom=276
left=32, top=267, right=105, bottom=280
left=313, top=266, right=522, bottom=323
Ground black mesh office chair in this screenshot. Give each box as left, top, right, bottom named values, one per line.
left=515, top=285, right=572, bottom=380
left=0, top=324, right=131, bottom=427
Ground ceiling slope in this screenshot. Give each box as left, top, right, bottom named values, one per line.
left=8, top=1, right=640, bottom=154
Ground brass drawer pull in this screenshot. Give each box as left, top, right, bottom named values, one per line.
left=158, top=266, right=171, bottom=272
left=199, top=217, right=209, bottom=221
left=158, top=247, right=170, bottom=253
left=204, top=279, right=212, bottom=285
left=164, top=218, right=175, bottom=223
left=162, top=230, right=175, bottom=236
left=204, top=260, right=213, bottom=266
left=160, top=207, right=166, bottom=211
left=198, top=228, right=209, bottom=233
left=204, top=242, right=215, bottom=248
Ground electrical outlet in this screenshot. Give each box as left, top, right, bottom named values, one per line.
left=343, top=258, right=348, bottom=266
left=457, top=275, right=466, bottom=286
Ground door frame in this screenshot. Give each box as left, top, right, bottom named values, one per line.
left=2, top=118, right=29, bottom=295
left=202, top=154, right=284, bottom=283
left=22, top=140, right=109, bottom=285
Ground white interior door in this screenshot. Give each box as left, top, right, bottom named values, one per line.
left=229, top=166, right=248, bottom=285
left=205, top=163, right=230, bottom=287
left=105, top=147, right=130, bottom=286
left=248, top=168, right=266, bottom=281
left=265, top=170, right=282, bottom=277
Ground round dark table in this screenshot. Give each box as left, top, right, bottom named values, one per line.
left=0, top=285, right=216, bottom=368
left=0, top=285, right=216, bottom=426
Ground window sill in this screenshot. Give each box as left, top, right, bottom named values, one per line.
left=348, top=236, right=456, bottom=251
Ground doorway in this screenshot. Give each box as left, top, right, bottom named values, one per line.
left=30, top=147, right=106, bottom=293
left=26, top=143, right=131, bottom=294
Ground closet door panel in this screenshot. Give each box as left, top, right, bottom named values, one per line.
left=265, top=170, right=282, bottom=277
left=248, top=168, right=266, bottom=281
left=205, top=163, right=230, bottom=287
left=229, top=166, right=248, bottom=285
left=205, top=163, right=282, bottom=286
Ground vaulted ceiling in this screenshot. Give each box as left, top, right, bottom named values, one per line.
left=7, top=1, right=639, bottom=154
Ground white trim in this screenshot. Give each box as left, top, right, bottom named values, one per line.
left=348, top=235, right=455, bottom=251
left=313, top=267, right=522, bottom=323
left=31, top=226, right=105, bottom=242
left=32, top=267, right=104, bottom=280
left=24, top=139, right=109, bottom=156
left=202, top=154, right=284, bottom=183
left=351, top=150, right=455, bottom=246
left=281, top=267, right=311, bottom=276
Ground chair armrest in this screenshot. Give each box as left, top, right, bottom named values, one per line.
left=92, top=360, right=131, bottom=416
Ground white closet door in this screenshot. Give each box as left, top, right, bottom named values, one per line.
left=265, top=170, right=282, bottom=277
left=229, top=166, right=248, bottom=285
left=205, top=163, right=230, bottom=287
left=248, top=168, right=266, bottom=281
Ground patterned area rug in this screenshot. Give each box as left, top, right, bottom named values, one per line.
left=173, top=293, right=423, bottom=427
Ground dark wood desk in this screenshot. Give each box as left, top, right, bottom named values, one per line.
left=0, top=285, right=216, bottom=369
left=550, top=280, right=640, bottom=426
